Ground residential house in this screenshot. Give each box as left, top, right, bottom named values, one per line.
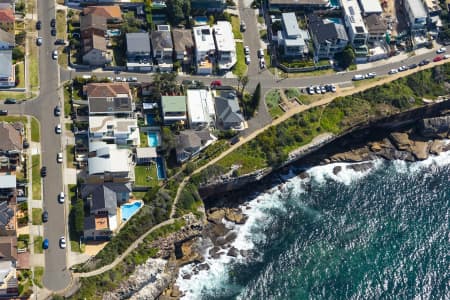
left=172, top=28, right=194, bottom=68
left=423, top=0, right=442, bottom=17
left=0, top=1, right=14, bottom=10
left=84, top=82, right=133, bottom=116
left=277, top=13, right=309, bottom=58
left=0, top=122, right=23, bottom=172
left=0, top=175, right=15, bottom=203
left=0, top=9, right=13, bottom=33
left=0, top=236, right=18, bottom=297
left=151, top=25, right=173, bottom=72
left=80, top=14, right=107, bottom=40
left=82, top=182, right=132, bottom=240
left=82, top=33, right=112, bottom=66
left=308, top=14, right=348, bottom=59
left=87, top=140, right=133, bottom=184
left=0, top=50, right=14, bottom=87
left=126, top=32, right=152, bottom=72
left=0, top=28, right=14, bottom=50
left=83, top=5, right=123, bottom=24
left=0, top=201, right=14, bottom=236
left=364, top=14, right=388, bottom=42
left=176, top=129, right=216, bottom=163
left=186, top=89, right=215, bottom=129
left=136, top=147, right=157, bottom=165
left=191, top=0, right=226, bottom=11
left=161, top=95, right=187, bottom=125
left=268, top=0, right=331, bottom=10
left=404, top=0, right=427, bottom=31
left=358, top=0, right=382, bottom=16
left=89, top=116, right=139, bottom=146
left=341, top=0, right=368, bottom=55
left=213, top=21, right=236, bottom=71
left=193, top=26, right=216, bottom=75
left=214, top=89, right=245, bottom=130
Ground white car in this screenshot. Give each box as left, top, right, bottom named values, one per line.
left=245, top=55, right=251, bottom=65
left=244, top=46, right=250, bottom=55
left=307, top=86, right=315, bottom=95
left=259, top=58, right=265, bottom=69
left=59, top=192, right=65, bottom=203
left=59, top=236, right=66, bottom=249
left=257, top=48, right=264, bottom=58
left=320, top=86, right=326, bottom=94
left=330, top=84, right=337, bottom=93
left=314, top=86, right=321, bottom=94
left=398, top=65, right=408, bottom=72
left=57, top=152, right=63, bottom=163
left=52, top=50, right=58, bottom=60
left=115, top=76, right=121, bottom=81
left=436, top=47, right=446, bottom=54
left=388, top=69, right=398, bottom=75
left=366, top=72, right=376, bottom=79
left=55, top=124, right=61, bottom=134
left=106, top=76, right=113, bottom=81
left=444, top=54, right=450, bottom=59
left=352, top=74, right=364, bottom=81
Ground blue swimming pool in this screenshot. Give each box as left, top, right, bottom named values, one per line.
left=147, top=132, right=160, bottom=147
left=107, top=29, right=121, bottom=37
left=156, top=157, right=166, bottom=179
left=330, top=0, right=340, bottom=7
left=121, top=201, right=142, bottom=221
left=194, top=16, right=208, bottom=25
left=146, top=114, right=155, bottom=126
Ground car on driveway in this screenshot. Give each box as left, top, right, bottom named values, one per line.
left=52, top=50, right=58, bottom=60
left=43, top=238, right=49, bottom=250
left=54, top=105, right=61, bottom=116
left=436, top=47, right=446, bottom=54
left=433, top=55, right=443, bottom=62
left=57, top=152, right=63, bottom=163
left=40, top=166, right=47, bottom=177
left=244, top=46, right=250, bottom=55
left=59, top=192, right=65, bottom=203
left=55, top=124, right=62, bottom=134
left=36, top=37, right=43, bottom=46
left=4, top=98, right=16, bottom=104
left=59, top=237, right=66, bottom=249
left=36, top=20, right=41, bottom=30
left=42, top=210, right=48, bottom=223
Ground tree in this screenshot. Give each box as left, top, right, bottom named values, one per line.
left=160, top=127, right=177, bottom=158
left=335, top=45, right=355, bottom=69
left=237, top=74, right=249, bottom=94
left=12, top=47, right=24, bottom=62
left=166, top=0, right=186, bottom=25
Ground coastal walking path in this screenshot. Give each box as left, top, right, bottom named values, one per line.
left=74, top=218, right=176, bottom=278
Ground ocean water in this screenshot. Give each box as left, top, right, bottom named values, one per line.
left=176, top=153, right=450, bottom=299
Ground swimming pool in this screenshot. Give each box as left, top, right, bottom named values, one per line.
left=146, top=114, right=155, bottom=126
left=194, top=16, right=208, bottom=25
left=330, top=0, right=340, bottom=7
left=147, top=132, right=160, bottom=147
left=121, top=201, right=142, bottom=221
left=156, top=157, right=166, bottom=179
left=106, top=29, right=121, bottom=37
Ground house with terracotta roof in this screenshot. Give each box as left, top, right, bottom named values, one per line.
left=0, top=9, right=13, bottom=33
left=84, top=82, right=133, bottom=116
left=82, top=32, right=112, bottom=66
left=83, top=5, right=123, bottom=24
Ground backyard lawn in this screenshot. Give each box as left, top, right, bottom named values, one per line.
left=134, top=165, right=159, bottom=187
left=233, top=42, right=247, bottom=76
left=31, top=154, right=41, bottom=200
left=32, top=208, right=42, bottom=225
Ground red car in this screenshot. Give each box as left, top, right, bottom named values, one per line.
left=210, top=80, right=222, bottom=87
left=433, top=56, right=443, bottom=62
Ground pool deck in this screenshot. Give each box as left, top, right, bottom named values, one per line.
left=117, top=200, right=144, bottom=230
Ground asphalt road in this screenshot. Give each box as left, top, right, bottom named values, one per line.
left=0, top=1, right=71, bottom=292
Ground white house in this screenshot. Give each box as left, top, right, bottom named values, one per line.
left=186, top=89, right=216, bottom=129
left=277, top=13, right=309, bottom=58
left=213, top=21, right=236, bottom=71
left=404, top=0, right=427, bottom=31
left=193, top=25, right=216, bottom=74
left=341, top=0, right=368, bottom=47
left=88, top=116, right=140, bottom=146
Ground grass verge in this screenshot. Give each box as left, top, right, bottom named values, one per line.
left=66, top=145, right=74, bottom=168
left=33, top=267, right=44, bottom=288
left=31, top=154, right=41, bottom=200
left=231, top=16, right=242, bottom=39
left=34, top=236, right=43, bottom=254
left=32, top=208, right=42, bottom=225
left=28, top=37, right=39, bottom=91
left=30, top=117, right=40, bottom=142
left=233, top=42, right=247, bottom=76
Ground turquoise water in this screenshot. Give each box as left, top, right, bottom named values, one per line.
left=330, top=0, right=340, bottom=7
left=194, top=16, right=208, bottom=25
left=156, top=157, right=166, bottom=179
left=326, top=17, right=343, bottom=24
left=147, top=132, right=159, bottom=147
left=121, top=202, right=142, bottom=221
left=107, top=29, right=121, bottom=37
left=177, top=156, right=450, bottom=299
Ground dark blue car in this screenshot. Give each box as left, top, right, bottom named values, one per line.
left=43, top=238, right=49, bottom=250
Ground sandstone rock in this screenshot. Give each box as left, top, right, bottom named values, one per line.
left=389, top=132, right=412, bottom=151
left=207, top=209, right=225, bottom=224
left=369, top=142, right=382, bottom=152
left=224, top=208, right=247, bottom=224
left=170, top=286, right=181, bottom=297
left=429, top=140, right=444, bottom=155
left=410, top=141, right=429, bottom=160
left=333, top=166, right=342, bottom=175
left=329, top=148, right=371, bottom=162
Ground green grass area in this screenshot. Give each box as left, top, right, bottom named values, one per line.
left=233, top=42, right=247, bottom=76
left=56, top=9, right=66, bottom=40
left=134, top=165, right=159, bottom=187
left=230, top=16, right=242, bottom=39
left=210, top=64, right=450, bottom=176
left=66, top=145, right=75, bottom=168
left=64, top=83, right=71, bottom=117
left=68, top=184, right=85, bottom=253
left=32, top=208, right=42, bottom=225
left=140, top=131, right=147, bottom=147
left=284, top=88, right=301, bottom=99
left=33, top=267, right=44, bottom=288
left=31, top=154, right=41, bottom=200
left=258, top=16, right=264, bottom=24
left=17, top=62, right=25, bottom=88
left=132, top=191, right=147, bottom=200
left=30, top=117, right=40, bottom=142
left=266, top=89, right=283, bottom=119
left=34, top=236, right=43, bottom=254
left=0, top=116, right=27, bottom=123
left=28, top=37, right=39, bottom=92
left=17, top=234, right=30, bottom=250
left=0, top=91, right=28, bottom=100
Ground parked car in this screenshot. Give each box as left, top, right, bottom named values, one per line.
left=210, top=80, right=222, bottom=87
left=259, top=58, right=265, bottom=69
left=50, top=18, right=56, bottom=27
left=4, top=98, right=16, bottom=104
left=433, top=55, right=443, bottom=62
left=320, top=86, right=326, bottom=94
left=240, top=21, right=246, bottom=32
left=54, top=39, right=66, bottom=45
left=36, top=37, right=43, bottom=46
left=444, top=54, right=450, bottom=59
left=398, top=65, right=408, bottom=72
left=230, top=136, right=241, bottom=145
left=245, top=55, right=251, bottom=65
left=40, top=166, right=47, bottom=177
left=436, top=47, right=446, bottom=54
left=52, top=50, right=58, bottom=60
left=257, top=48, right=264, bottom=58
left=59, top=237, right=66, bottom=249
left=43, top=239, right=49, bottom=250
left=54, top=105, right=61, bottom=116
left=0, top=109, right=8, bottom=116
left=418, top=59, right=430, bottom=66
left=307, top=86, right=315, bottom=95
left=388, top=69, right=398, bottom=75
left=57, top=152, right=63, bottom=163
left=330, top=84, right=337, bottom=93
left=36, top=20, right=41, bottom=30
left=244, top=46, right=250, bottom=55
left=23, top=139, right=29, bottom=149
left=51, top=28, right=56, bottom=36
left=55, top=124, right=62, bottom=134
left=42, top=211, right=48, bottom=222
left=115, top=76, right=122, bottom=81
left=408, top=63, right=418, bottom=69
left=365, top=72, right=376, bottom=79
left=59, top=192, right=65, bottom=203
left=314, top=86, right=321, bottom=94
left=352, top=74, right=364, bottom=81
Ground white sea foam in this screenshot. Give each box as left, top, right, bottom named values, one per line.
left=391, top=145, right=450, bottom=174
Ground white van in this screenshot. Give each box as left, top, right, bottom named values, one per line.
left=352, top=74, right=364, bottom=81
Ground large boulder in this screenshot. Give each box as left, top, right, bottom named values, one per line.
left=410, top=141, right=429, bottom=160
left=389, top=132, right=413, bottom=151
left=420, top=116, right=450, bottom=138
